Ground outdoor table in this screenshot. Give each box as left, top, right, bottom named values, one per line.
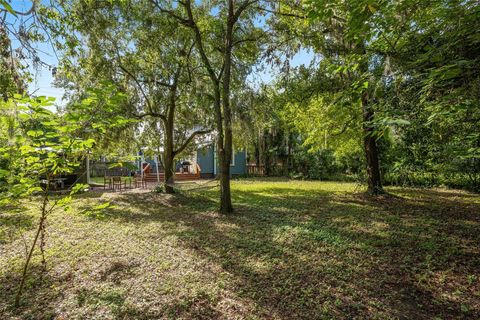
left=52, top=178, right=67, bottom=190
left=41, top=178, right=67, bottom=190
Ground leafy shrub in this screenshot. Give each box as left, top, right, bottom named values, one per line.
left=153, top=184, right=164, bottom=193
left=291, top=148, right=340, bottom=180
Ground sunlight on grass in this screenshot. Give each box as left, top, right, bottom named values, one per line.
left=1, top=179, right=479, bottom=319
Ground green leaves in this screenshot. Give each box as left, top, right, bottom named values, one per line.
left=27, top=130, right=44, bottom=137
left=82, top=202, right=112, bottom=219
left=0, top=0, right=16, bottom=16
left=0, top=94, right=95, bottom=203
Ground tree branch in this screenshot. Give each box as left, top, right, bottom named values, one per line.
left=174, top=128, right=213, bottom=155
left=233, top=37, right=261, bottom=47
left=132, top=111, right=166, bottom=122
left=138, top=78, right=174, bottom=88
left=233, top=0, right=259, bottom=23
left=255, top=5, right=306, bottom=19
left=0, top=0, right=36, bottom=16
left=149, top=0, right=191, bottom=26
left=332, top=118, right=354, bottom=137
left=118, top=64, right=153, bottom=110
left=182, top=0, right=219, bottom=84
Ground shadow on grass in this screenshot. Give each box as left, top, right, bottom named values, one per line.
left=0, top=211, right=34, bottom=244
left=5, top=184, right=477, bottom=319
left=94, top=185, right=480, bottom=319
left=0, top=263, right=59, bottom=319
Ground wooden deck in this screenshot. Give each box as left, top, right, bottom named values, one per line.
left=142, top=171, right=200, bottom=182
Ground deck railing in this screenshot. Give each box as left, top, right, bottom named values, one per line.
left=142, top=162, right=151, bottom=174
left=246, top=164, right=265, bottom=176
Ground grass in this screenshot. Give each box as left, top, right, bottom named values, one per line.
left=1, top=178, right=479, bottom=319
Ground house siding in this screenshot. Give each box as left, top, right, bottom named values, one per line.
left=197, top=145, right=215, bottom=175
left=230, top=150, right=246, bottom=175
left=197, top=144, right=246, bottom=177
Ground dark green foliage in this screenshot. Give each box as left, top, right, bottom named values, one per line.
left=376, top=0, right=480, bottom=192
left=291, top=148, right=338, bottom=180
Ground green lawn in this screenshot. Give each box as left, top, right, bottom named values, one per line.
left=1, top=179, right=479, bottom=319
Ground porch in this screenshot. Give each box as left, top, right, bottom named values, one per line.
left=139, top=162, right=201, bottom=183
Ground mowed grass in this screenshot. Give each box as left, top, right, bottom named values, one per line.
left=1, top=179, right=479, bottom=319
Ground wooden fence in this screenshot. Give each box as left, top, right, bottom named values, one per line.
left=246, top=164, right=288, bottom=177
left=246, top=164, right=265, bottom=176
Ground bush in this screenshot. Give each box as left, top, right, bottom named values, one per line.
left=383, top=160, right=480, bottom=193
left=153, top=184, right=164, bottom=193
left=291, top=148, right=340, bottom=180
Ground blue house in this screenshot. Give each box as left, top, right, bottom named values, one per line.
left=196, top=144, right=247, bottom=178
left=134, top=144, right=246, bottom=179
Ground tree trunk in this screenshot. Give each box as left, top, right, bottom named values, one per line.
left=216, top=3, right=235, bottom=214
left=286, top=133, right=292, bottom=175
left=184, top=0, right=242, bottom=213
left=254, top=141, right=260, bottom=167
left=15, top=180, right=49, bottom=307
left=163, top=87, right=177, bottom=194
left=263, top=131, right=271, bottom=176
left=217, top=23, right=233, bottom=205
left=218, top=143, right=233, bottom=213
left=361, top=95, right=384, bottom=195
left=218, top=142, right=233, bottom=213
left=163, top=147, right=175, bottom=194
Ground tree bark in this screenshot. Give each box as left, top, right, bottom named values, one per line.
left=218, top=144, right=233, bottom=213
left=286, top=132, right=292, bottom=175
left=218, top=2, right=234, bottom=214
left=263, top=131, right=271, bottom=176
left=163, top=86, right=177, bottom=194
left=254, top=141, right=260, bottom=167
left=163, top=145, right=175, bottom=193
left=361, top=94, right=384, bottom=194
left=180, top=0, right=254, bottom=213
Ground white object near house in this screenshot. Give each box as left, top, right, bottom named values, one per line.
left=154, top=154, right=160, bottom=183
left=141, top=153, right=145, bottom=180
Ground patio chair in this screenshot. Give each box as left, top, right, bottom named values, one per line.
left=104, top=176, right=113, bottom=189
left=134, top=175, right=146, bottom=189
left=112, top=176, right=123, bottom=191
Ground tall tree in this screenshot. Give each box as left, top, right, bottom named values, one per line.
left=51, top=0, right=213, bottom=193
left=153, top=0, right=263, bottom=212
left=0, top=0, right=50, bottom=100
left=267, top=1, right=409, bottom=194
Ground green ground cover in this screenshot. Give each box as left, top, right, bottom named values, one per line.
left=1, top=179, right=479, bottom=319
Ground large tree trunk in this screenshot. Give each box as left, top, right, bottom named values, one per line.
left=218, top=5, right=234, bottom=214
left=163, top=88, right=176, bottom=194
left=219, top=137, right=233, bottom=213
left=218, top=143, right=233, bottom=213
left=184, top=0, right=249, bottom=213
left=361, top=95, right=384, bottom=194
left=163, top=147, right=175, bottom=194
left=211, top=79, right=232, bottom=213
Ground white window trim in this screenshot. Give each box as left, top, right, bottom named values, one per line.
left=230, top=148, right=235, bottom=166
left=213, top=145, right=217, bottom=175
